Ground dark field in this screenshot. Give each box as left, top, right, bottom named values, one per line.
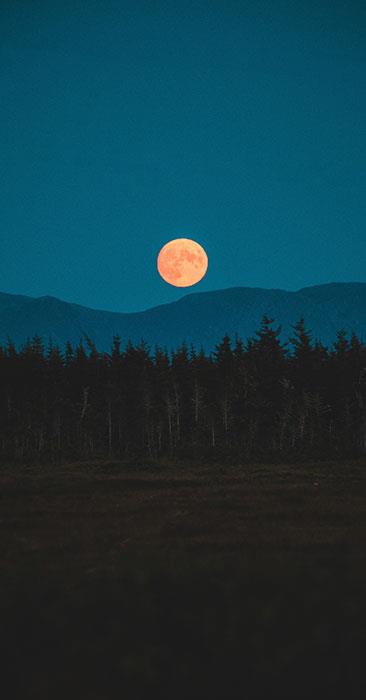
left=1, top=461, right=365, bottom=699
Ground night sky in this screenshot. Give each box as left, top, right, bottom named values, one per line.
left=1, top=0, right=365, bottom=312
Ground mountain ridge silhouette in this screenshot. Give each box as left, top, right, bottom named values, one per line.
left=1, top=282, right=366, bottom=351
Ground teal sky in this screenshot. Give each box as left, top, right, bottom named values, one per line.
left=1, top=0, right=365, bottom=311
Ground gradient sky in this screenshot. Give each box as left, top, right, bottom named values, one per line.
left=1, top=0, right=365, bottom=311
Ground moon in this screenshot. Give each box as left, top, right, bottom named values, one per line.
left=157, top=238, right=208, bottom=287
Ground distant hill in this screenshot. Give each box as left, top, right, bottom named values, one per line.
left=1, top=283, right=366, bottom=351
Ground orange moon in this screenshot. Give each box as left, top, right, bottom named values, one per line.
left=157, top=238, right=208, bottom=287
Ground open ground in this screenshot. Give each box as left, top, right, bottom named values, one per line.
left=1, top=460, right=365, bottom=699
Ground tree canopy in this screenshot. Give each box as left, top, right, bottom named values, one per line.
left=1, top=317, right=366, bottom=464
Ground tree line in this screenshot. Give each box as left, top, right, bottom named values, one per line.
left=1, top=317, right=366, bottom=464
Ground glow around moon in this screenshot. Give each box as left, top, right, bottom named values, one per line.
left=157, top=238, right=208, bottom=287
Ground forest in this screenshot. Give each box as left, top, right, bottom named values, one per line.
left=1, top=316, right=366, bottom=464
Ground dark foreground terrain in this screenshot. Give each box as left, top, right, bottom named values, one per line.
left=1, top=460, right=365, bottom=699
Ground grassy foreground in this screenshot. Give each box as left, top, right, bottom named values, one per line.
left=1, top=460, right=365, bottom=699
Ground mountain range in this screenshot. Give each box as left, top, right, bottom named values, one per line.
left=1, top=283, right=366, bottom=352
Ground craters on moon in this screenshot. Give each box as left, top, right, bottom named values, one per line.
left=157, top=238, right=208, bottom=287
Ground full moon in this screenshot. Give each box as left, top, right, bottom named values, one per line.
left=157, top=238, right=208, bottom=287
